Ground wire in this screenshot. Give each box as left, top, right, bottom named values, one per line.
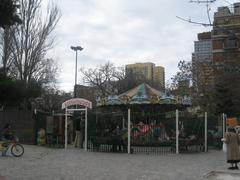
left=176, top=16, right=213, bottom=26
left=222, top=0, right=232, bottom=5
left=206, top=2, right=212, bottom=27
left=189, top=0, right=216, bottom=3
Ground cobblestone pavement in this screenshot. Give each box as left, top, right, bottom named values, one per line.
left=0, top=145, right=239, bottom=180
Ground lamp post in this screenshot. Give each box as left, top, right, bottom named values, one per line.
left=70, top=46, right=83, bottom=97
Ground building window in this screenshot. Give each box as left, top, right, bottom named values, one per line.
left=224, top=38, right=239, bottom=49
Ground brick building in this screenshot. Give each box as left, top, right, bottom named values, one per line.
left=193, top=3, right=240, bottom=89
left=212, top=3, right=240, bottom=76
left=74, top=85, right=96, bottom=106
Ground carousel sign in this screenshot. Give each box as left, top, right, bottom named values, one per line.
left=62, top=98, right=92, bottom=109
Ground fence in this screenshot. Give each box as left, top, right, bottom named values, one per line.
left=86, top=109, right=223, bottom=155
left=87, top=109, right=176, bottom=154
left=87, top=111, right=129, bottom=153
left=2, top=107, right=222, bottom=152
left=178, top=111, right=224, bottom=152
left=207, top=113, right=225, bottom=150
left=34, top=110, right=65, bottom=147
left=130, top=110, right=176, bottom=154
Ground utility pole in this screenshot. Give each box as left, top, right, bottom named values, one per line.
left=70, top=46, right=83, bottom=98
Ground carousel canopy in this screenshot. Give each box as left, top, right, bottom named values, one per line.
left=96, top=83, right=188, bottom=106
left=118, top=83, right=167, bottom=104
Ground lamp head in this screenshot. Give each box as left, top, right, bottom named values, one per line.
left=71, top=46, right=83, bottom=51
left=76, top=46, right=83, bottom=51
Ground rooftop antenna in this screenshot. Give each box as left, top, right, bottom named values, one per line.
left=177, top=0, right=217, bottom=27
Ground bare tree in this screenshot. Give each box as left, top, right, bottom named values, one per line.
left=81, top=62, right=125, bottom=97
left=6, top=0, right=60, bottom=84
left=81, top=61, right=154, bottom=97
left=33, top=85, right=72, bottom=111
left=0, top=27, right=14, bottom=77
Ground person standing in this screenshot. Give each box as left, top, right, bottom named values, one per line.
left=79, top=118, right=85, bottom=148
left=223, top=127, right=240, bottom=170
left=74, top=118, right=81, bottom=147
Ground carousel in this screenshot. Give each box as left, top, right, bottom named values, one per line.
left=88, top=83, right=193, bottom=154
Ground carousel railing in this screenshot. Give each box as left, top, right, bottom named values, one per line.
left=130, top=124, right=175, bottom=154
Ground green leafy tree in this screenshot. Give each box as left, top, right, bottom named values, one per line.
left=0, top=77, right=41, bottom=108
left=214, top=72, right=240, bottom=116
left=169, top=60, right=193, bottom=96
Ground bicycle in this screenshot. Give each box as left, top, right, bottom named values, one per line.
left=0, top=137, right=24, bottom=157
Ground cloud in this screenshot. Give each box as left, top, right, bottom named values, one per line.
left=46, top=0, right=237, bottom=92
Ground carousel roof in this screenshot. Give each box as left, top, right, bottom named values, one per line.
left=106, top=95, right=123, bottom=105
left=96, top=83, right=180, bottom=106
left=118, top=83, right=167, bottom=104
left=119, top=83, right=164, bottom=98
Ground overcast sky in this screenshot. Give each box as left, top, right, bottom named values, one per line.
left=46, top=0, right=237, bottom=92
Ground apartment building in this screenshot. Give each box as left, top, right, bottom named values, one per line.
left=192, top=32, right=214, bottom=88
left=126, top=62, right=165, bottom=89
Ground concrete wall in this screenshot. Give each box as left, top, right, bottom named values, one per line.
left=0, top=110, right=35, bottom=144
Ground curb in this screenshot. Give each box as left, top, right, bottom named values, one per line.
left=203, top=170, right=240, bottom=179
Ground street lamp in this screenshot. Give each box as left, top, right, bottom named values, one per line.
left=70, top=46, right=83, bottom=97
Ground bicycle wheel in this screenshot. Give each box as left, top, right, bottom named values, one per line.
left=11, top=143, right=24, bottom=157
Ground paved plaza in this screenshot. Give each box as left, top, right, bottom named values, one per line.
left=0, top=145, right=239, bottom=180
